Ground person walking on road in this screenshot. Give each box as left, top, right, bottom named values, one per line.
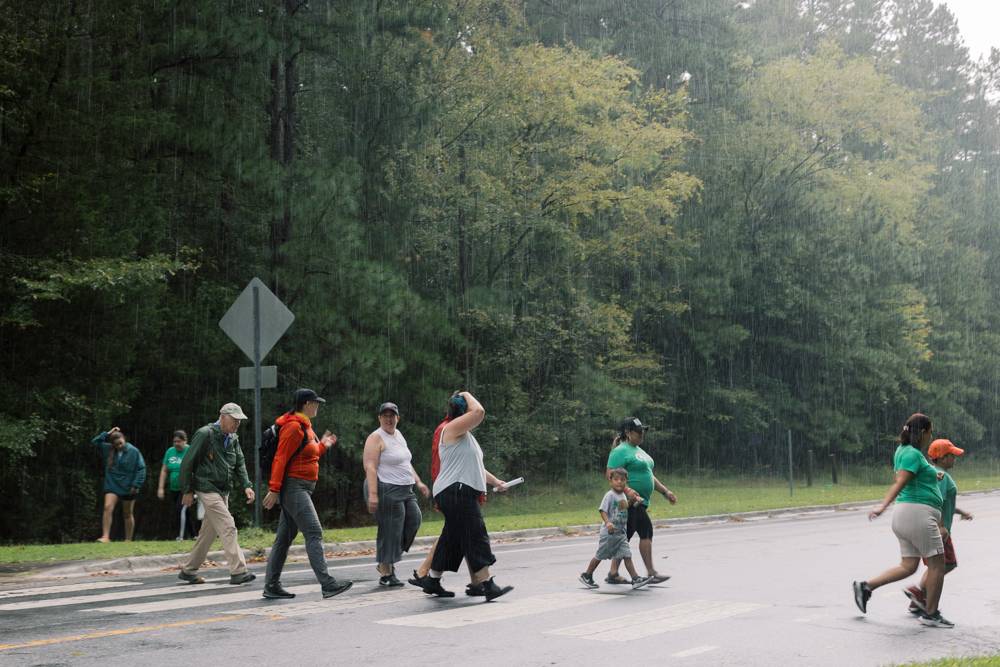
left=158, top=430, right=199, bottom=540
left=89, top=427, right=146, bottom=543
left=177, top=403, right=256, bottom=586
left=853, top=413, right=953, bottom=628
left=605, top=417, right=675, bottom=585
left=579, top=467, right=652, bottom=590
left=363, top=402, right=430, bottom=587
left=261, top=388, right=352, bottom=600
left=903, top=438, right=973, bottom=616
left=409, top=391, right=513, bottom=601
left=408, top=396, right=482, bottom=598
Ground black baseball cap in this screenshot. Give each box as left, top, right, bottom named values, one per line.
left=294, top=388, right=326, bottom=406
left=619, top=417, right=649, bottom=434
left=378, top=402, right=400, bottom=416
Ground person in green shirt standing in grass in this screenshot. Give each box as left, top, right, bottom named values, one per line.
left=853, top=412, right=953, bottom=628
left=157, top=430, right=199, bottom=540
left=604, top=417, right=675, bottom=586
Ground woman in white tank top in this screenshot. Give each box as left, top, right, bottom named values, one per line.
left=363, top=402, right=430, bottom=586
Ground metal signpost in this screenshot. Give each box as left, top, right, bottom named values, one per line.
left=220, top=277, right=294, bottom=527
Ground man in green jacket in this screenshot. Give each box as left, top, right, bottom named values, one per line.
left=177, top=403, right=256, bottom=585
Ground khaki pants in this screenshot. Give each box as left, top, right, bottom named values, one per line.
left=182, top=492, right=247, bottom=575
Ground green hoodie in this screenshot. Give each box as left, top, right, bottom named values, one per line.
left=179, top=422, right=251, bottom=495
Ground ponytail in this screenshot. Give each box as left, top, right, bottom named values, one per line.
left=899, top=413, right=932, bottom=446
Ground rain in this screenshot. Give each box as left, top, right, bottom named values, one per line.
left=0, top=0, right=998, bottom=551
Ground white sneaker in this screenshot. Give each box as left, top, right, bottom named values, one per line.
left=631, top=576, right=652, bottom=590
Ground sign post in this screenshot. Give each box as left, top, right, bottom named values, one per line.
left=220, top=278, right=294, bottom=527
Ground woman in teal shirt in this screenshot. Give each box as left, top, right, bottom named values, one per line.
left=852, top=413, right=952, bottom=628
left=157, top=430, right=198, bottom=540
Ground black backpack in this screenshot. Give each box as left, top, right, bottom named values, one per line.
left=259, top=421, right=308, bottom=485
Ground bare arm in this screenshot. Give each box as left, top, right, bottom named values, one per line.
left=157, top=466, right=167, bottom=499
left=652, top=475, right=677, bottom=504
left=869, top=469, right=915, bottom=519
left=410, top=464, right=430, bottom=498
left=484, top=468, right=508, bottom=491
left=440, top=392, right=485, bottom=443
left=363, top=433, right=383, bottom=513
left=599, top=509, right=614, bottom=532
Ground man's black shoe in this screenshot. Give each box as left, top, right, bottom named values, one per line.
left=321, top=580, right=353, bottom=599
left=262, top=583, right=296, bottom=599
left=229, top=572, right=257, bottom=585
left=481, top=577, right=513, bottom=602
left=466, top=582, right=486, bottom=596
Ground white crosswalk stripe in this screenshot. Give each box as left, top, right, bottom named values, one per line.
left=229, top=588, right=423, bottom=618
left=671, top=645, right=719, bottom=658
left=377, top=592, right=610, bottom=629
left=0, top=581, right=237, bottom=612
left=546, top=600, right=764, bottom=641
left=85, top=584, right=423, bottom=615
left=0, top=581, right=142, bottom=599
left=83, top=584, right=319, bottom=614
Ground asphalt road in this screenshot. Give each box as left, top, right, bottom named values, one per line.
left=2, top=493, right=998, bottom=666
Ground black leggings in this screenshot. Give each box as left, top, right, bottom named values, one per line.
left=431, top=483, right=496, bottom=574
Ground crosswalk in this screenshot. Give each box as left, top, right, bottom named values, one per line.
left=0, top=569, right=764, bottom=655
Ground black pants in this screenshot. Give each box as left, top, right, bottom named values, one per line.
left=431, top=483, right=496, bottom=574
left=171, top=490, right=199, bottom=539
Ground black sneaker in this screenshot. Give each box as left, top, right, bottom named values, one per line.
left=229, top=572, right=256, bottom=585
left=466, top=582, right=486, bottom=596
left=918, top=610, right=955, bottom=628
left=481, top=577, right=513, bottom=602
left=631, top=576, right=652, bottom=590
left=177, top=570, right=205, bottom=585
left=408, top=571, right=456, bottom=597
left=578, top=573, right=599, bottom=589
left=262, top=583, right=296, bottom=599
left=648, top=573, right=671, bottom=584
left=852, top=580, right=872, bottom=613
left=321, top=580, right=353, bottom=599
left=379, top=574, right=404, bottom=587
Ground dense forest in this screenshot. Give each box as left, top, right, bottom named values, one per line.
left=2, top=0, right=999, bottom=542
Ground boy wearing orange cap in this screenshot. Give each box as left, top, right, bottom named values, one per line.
left=904, top=439, right=974, bottom=615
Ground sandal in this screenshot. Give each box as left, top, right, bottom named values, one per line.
left=604, top=574, right=629, bottom=585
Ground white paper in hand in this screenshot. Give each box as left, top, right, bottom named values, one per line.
left=493, top=476, right=524, bottom=492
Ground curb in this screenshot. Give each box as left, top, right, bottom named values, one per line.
left=16, top=489, right=999, bottom=580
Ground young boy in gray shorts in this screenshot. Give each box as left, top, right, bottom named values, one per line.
left=579, top=468, right=652, bottom=590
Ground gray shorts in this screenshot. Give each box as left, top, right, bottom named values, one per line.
left=595, top=532, right=631, bottom=560
left=891, top=502, right=944, bottom=559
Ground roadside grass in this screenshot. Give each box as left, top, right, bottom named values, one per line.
left=897, top=658, right=1000, bottom=666
left=3, top=468, right=998, bottom=566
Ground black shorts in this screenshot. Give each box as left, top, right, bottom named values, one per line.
left=626, top=503, right=654, bottom=540
left=431, top=482, right=497, bottom=574
left=109, top=492, right=137, bottom=501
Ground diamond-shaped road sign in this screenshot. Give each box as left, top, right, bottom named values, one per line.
left=219, top=278, right=294, bottom=363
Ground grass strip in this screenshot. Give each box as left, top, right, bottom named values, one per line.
left=3, top=471, right=998, bottom=566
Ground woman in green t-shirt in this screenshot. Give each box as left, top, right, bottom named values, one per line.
left=852, top=413, right=952, bottom=628
left=157, top=430, right=199, bottom=540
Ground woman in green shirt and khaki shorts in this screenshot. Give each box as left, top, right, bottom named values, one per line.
left=852, top=413, right=952, bottom=628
